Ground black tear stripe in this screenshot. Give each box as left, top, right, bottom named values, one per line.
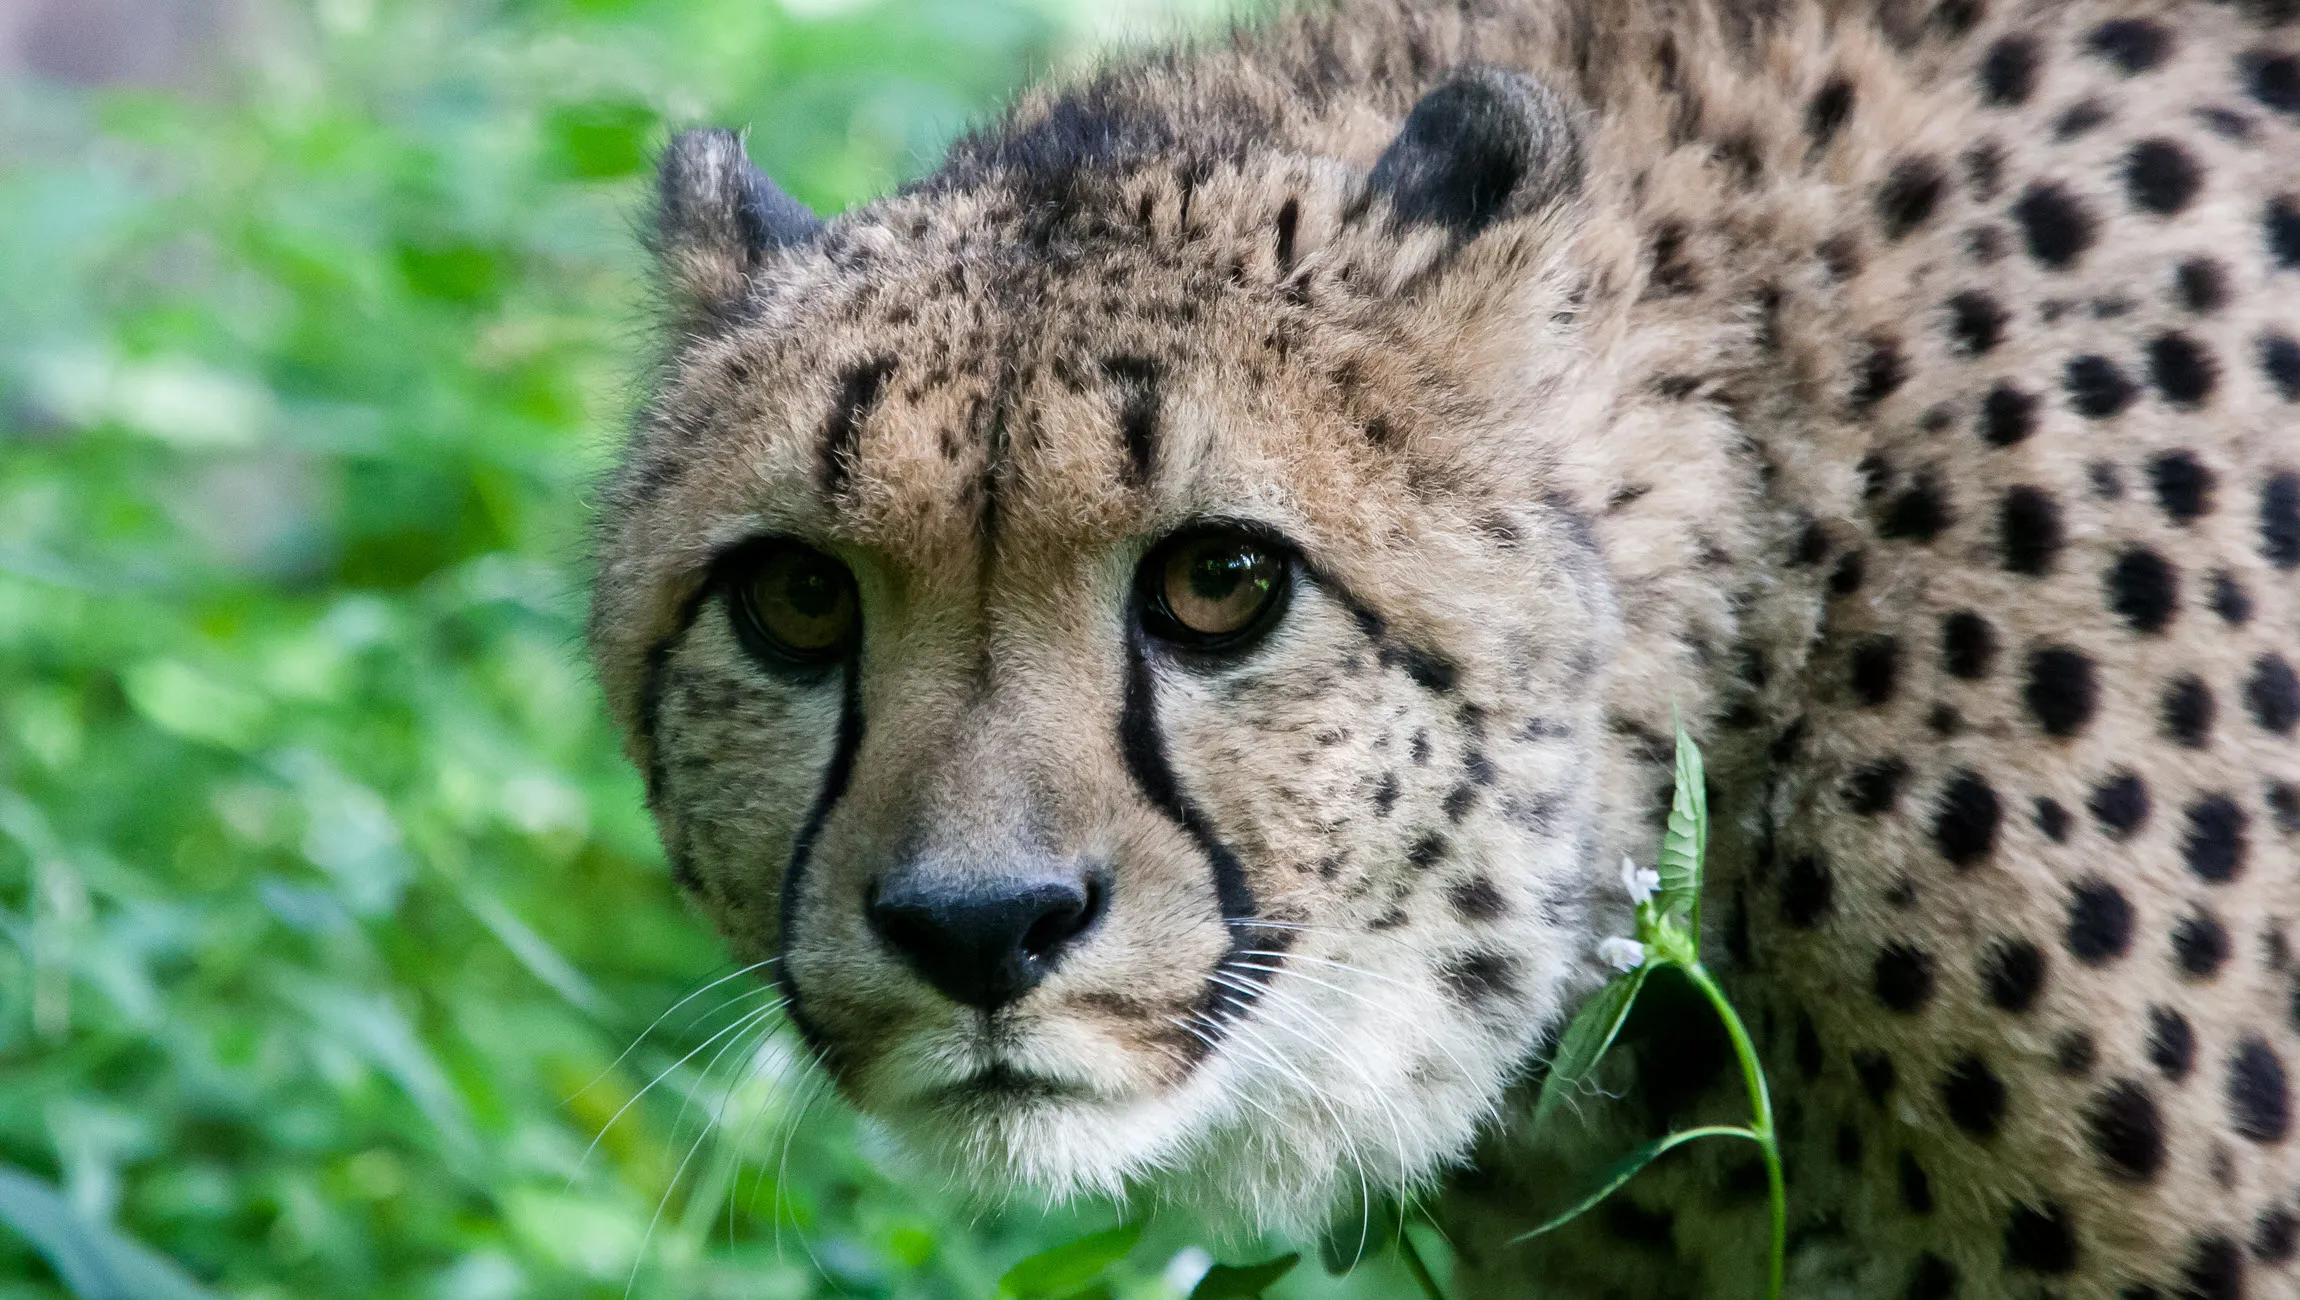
left=1119, top=632, right=1291, bottom=1042
left=818, top=357, right=897, bottom=497
left=775, top=658, right=866, bottom=1067
left=1102, top=356, right=1161, bottom=486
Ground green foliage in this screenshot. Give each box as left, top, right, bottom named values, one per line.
left=0, top=1, right=1429, bottom=1297
left=1185, top=1253, right=1297, bottom=1299
left=997, top=1221, right=1142, bottom=1298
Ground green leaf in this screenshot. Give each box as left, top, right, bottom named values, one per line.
left=998, top=1221, right=1144, bottom=1297
left=1655, top=718, right=1709, bottom=927
left=1189, top=1252, right=1301, bottom=1298
left=1529, top=964, right=1650, bottom=1144
left=0, top=1165, right=217, bottom=1300
left=1510, top=1126, right=1761, bottom=1243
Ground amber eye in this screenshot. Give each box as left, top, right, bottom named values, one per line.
left=1142, top=529, right=1291, bottom=648
left=727, top=541, right=859, bottom=668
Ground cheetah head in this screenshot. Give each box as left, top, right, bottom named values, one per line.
left=590, top=69, right=1671, bottom=1229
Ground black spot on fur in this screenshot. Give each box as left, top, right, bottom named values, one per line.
left=1942, top=611, right=1996, bottom=677
left=1782, top=854, right=1833, bottom=927
left=2230, top=1038, right=2291, bottom=1143
left=2183, top=795, right=2248, bottom=883
left=2177, top=258, right=2229, bottom=313
left=1946, top=290, right=2008, bottom=354
left=1794, top=1012, right=1823, bottom=1079
left=2262, top=473, right=2300, bottom=568
left=1905, top=1253, right=1954, bottom=1300
left=2146, top=332, right=2217, bottom=407
left=1806, top=77, right=1855, bottom=149
left=2088, top=18, right=2172, bottom=72
left=1847, top=758, right=1910, bottom=814
left=1880, top=474, right=1952, bottom=540
left=2107, top=547, right=2179, bottom=632
left=1273, top=196, right=1299, bottom=272
left=2088, top=1080, right=2167, bottom=1180
left=2027, top=647, right=2098, bottom=736
left=2150, top=450, right=2215, bottom=522
left=2213, top=572, right=2255, bottom=624
left=2004, top=1202, right=2076, bottom=1273
left=1830, top=550, right=1866, bottom=594
left=1934, top=772, right=2001, bottom=867
left=2067, top=879, right=2134, bottom=964
left=2269, top=196, right=2300, bottom=268
left=1980, top=383, right=2038, bottom=445
left=1980, top=36, right=2041, bottom=105
left=2182, top=1234, right=2246, bottom=1300
left=2057, top=1030, right=2098, bottom=1076
left=1447, top=876, right=1508, bottom=921
left=2066, top=354, right=2138, bottom=417
left=1983, top=938, right=2044, bottom=1011
left=2250, top=51, right=2300, bottom=118
left=1852, top=334, right=1909, bottom=406
left=2015, top=183, right=2096, bottom=268
left=2174, top=910, right=2232, bottom=978
left=2249, top=655, right=2299, bottom=733
left=1437, top=951, right=1517, bottom=1006
left=1874, top=943, right=1935, bottom=1011
left=2036, top=797, right=2071, bottom=842
left=1855, top=1050, right=1897, bottom=1103
left=1898, top=1151, right=1934, bottom=1215
left=1877, top=157, right=1948, bottom=238
left=2054, top=98, right=2111, bottom=138
left=2126, top=139, right=2203, bottom=215
left=2090, top=771, right=2151, bottom=838
left=1941, top=1053, right=2006, bottom=1137
left=2256, top=1207, right=2299, bottom=1264
left=2262, top=333, right=2300, bottom=401
left=1999, top=486, right=2064, bottom=575
left=1408, top=833, right=1447, bottom=868
left=2150, top=1006, right=2196, bottom=1080
left=2162, top=675, right=2215, bottom=748
left=1850, top=637, right=1901, bottom=706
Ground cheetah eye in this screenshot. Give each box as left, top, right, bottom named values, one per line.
left=726, top=539, right=859, bottom=670
left=1140, top=528, right=1292, bottom=650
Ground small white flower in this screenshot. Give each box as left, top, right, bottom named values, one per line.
left=1598, top=936, right=1646, bottom=972
left=1620, top=854, right=1660, bottom=907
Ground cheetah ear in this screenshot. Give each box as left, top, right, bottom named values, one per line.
left=651, top=128, right=823, bottom=331
left=1365, top=67, right=1582, bottom=239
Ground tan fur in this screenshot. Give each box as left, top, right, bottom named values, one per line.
left=592, top=0, right=2300, bottom=1293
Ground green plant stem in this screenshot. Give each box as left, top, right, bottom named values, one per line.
left=1397, top=1226, right=1445, bottom=1300
left=1682, top=960, right=1785, bottom=1300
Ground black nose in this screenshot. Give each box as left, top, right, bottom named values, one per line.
left=866, top=866, right=1104, bottom=1011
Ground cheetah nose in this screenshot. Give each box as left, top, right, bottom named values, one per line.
left=866, top=865, right=1105, bottom=1011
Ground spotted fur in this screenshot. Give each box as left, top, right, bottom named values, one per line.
left=590, top=0, right=2300, bottom=1293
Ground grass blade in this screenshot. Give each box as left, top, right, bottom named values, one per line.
left=1509, top=1126, right=1760, bottom=1243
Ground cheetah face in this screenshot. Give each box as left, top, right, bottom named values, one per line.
left=590, top=76, right=1633, bottom=1227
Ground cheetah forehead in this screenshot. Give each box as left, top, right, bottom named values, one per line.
left=590, top=100, right=1612, bottom=737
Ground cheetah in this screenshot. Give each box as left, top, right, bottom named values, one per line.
left=587, top=0, right=2300, bottom=1293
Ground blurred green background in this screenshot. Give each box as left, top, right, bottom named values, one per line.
left=0, top=0, right=1442, bottom=1295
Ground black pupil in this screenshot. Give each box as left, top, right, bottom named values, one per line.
left=1189, top=547, right=1260, bottom=602
left=784, top=562, right=841, bottom=619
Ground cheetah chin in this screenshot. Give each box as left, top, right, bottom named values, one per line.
left=592, top=0, right=2300, bottom=1293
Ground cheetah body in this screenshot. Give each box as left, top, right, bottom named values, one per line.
left=589, top=1, right=2300, bottom=1294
